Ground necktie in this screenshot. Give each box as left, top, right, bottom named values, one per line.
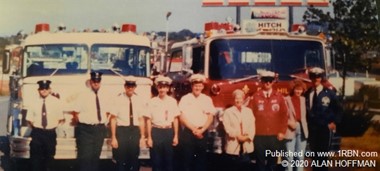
left=129, top=96, right=134, bottom=126
left=95, top=91, right=101, bottom=122
left=165, top=110, right=168, bottom=121
left=312, top=88, right=318, bottom=109
left=42, top=99, right=47, bottom=129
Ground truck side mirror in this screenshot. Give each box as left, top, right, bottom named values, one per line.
left=182, top=46, right=193, bottom=71
left=2, top=50, right=11, bottom=74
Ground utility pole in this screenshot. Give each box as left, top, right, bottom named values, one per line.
left=236, top=6, right=241, bottom=25
left=289, top=6, right=293, bottom=32
left=164, top=11, right=171, bottom=73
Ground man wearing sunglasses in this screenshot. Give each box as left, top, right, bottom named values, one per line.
left=249, top=71, right=288, bottom=171
left=25, top=80, right=65, bottom=171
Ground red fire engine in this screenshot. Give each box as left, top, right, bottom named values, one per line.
left=165, top=21, right=337, bottom=153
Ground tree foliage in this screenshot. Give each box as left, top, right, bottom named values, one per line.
left=156, top=29, right=197, bottom=42
left=303, top=0, right=380, bottom=72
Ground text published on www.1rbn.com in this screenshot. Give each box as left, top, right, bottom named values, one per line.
left=266, top=149, right=378, bottom=168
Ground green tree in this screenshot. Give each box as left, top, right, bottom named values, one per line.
left=303, top=0, right=380, bottom=72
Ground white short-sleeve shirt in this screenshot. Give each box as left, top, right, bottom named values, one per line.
left=179, top=93, right=216, bottom=127
left=73, top=88, right=111, bottom=124
left=109, top=93, right=145, bottom=126
left=145, top=96, right=180, bottom=127
left=25, top=95, right=64, bottom=129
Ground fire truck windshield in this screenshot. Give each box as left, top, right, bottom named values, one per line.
left=91, top=44, right=150, bottom=76
left=209, top=39, right=325, bottom=80
left=24, top=44, right=150, bottom=77
left=24, top=44, right=88, bottom=76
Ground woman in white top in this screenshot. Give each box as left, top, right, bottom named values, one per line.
left=223, top=89, right=255, bottom=171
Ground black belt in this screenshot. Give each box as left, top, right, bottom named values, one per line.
left=32, top=127, right=56, bottom=132
left=117, top=125, right=139, bottom=128
left=152, top=125, right=172, bottom=129
left=78, top=122, right=105, bottom=127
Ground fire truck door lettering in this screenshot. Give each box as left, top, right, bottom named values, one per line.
left=276, top=88, right=288, bottom=94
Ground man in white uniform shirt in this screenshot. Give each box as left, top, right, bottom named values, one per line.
left=110, top=76, right=146, bottom=171
left=26, top=80, right=64, bottom=171
left=145, top=75, right=180, bottom=171
left=179, top=74, right=216, bottom=171
left=74, top=72, right=109, bottom=171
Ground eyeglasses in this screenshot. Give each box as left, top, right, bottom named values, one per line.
left=261, top=78, right=274, bottom=83
left=309, top=74, right=322, bottom=79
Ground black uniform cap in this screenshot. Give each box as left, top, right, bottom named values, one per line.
left=90, top=71, right=103, bottom=82
left=37, top=80, right=52, bottom=90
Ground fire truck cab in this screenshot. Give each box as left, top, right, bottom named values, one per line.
left=2, top=23, right=152, bottom=159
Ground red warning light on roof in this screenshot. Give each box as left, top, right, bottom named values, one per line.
left=35, top=23, right=50, bottom=33
left=219, top=23, right=234, bottom=33
left=205, top=22, right=219, bottom=32
left=121, top=24, right=136, bottom=33
left=291, top=24, right=306, bottom=32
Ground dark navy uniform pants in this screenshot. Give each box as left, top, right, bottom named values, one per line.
left=224, top=153, right=253, bottom=171
left=254, top=135, right=286, bottom=171
left=76, top=123, right=107, bottom=171
left=30, top=128, right=57, bottom=171
left=309, top=125, right=331, bottom=171
left=112, top=126, right=140, bottom=171
left=181, top=127, right=208, bottom=171
left=150, top=127, right=174, bottom=171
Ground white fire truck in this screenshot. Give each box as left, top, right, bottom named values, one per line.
left=2, top=23, right=152, bottom=159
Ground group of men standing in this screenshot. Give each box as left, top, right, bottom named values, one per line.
left=25, top=66, right=341, bottom=171
left=25, top=72, right=216, bottom=171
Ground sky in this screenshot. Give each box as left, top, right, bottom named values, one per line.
left=0, top=0, right=325, bottom=36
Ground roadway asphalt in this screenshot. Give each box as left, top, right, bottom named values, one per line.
left=0, top=96, right=10, bottom=171
left=0, top=96, right=9, bottom=135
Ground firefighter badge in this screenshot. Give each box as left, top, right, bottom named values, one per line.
left=322, top=96, right=330, bottom=106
